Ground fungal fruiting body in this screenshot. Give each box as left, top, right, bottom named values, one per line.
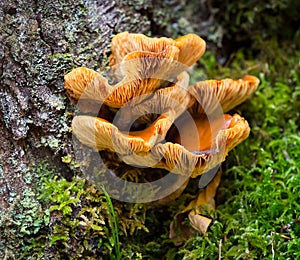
left=64, top=32, right=259, bottom=241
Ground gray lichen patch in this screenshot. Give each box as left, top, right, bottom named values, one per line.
left=0, top=165, right=51, bottom=259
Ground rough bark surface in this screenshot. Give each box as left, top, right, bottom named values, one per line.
left=0, top=0, right=212, bottom=257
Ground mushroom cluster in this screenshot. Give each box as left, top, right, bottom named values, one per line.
left=64, top=32, right=259, bottom=240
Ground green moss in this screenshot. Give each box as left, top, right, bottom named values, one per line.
left=10, top=162, right=149, bottom=259
left=214, top=0, right=300, bottom=43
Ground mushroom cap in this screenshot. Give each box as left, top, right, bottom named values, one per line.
left=121, top=113, right=250, bottom=178
left=109, top=32, right=206, bottom=67
left=65, top=32, right=206, bottom=108
left=71, top=71, right=191, bottom=159
left=188, top=75, right=260, bottom=114
left=114, top=71, right=191, bottom=129
left=64, top=67, right=104, bottom=104
left=72, top=112, right=175, bottom=154
left=109, top=32, right=175, bottom=66
left=174, top=34, right=206, bottom=67
left=64, top=46, right=187, bottom=108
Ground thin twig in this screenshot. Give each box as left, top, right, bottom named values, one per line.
left=271, top=232, right=275, bottom=260
left=218, top=239, right=222, bottom=260
left=3, top=248, right=11, bottom=260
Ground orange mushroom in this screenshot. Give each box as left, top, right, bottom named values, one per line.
left=72, top=113, right=173, bottom=154
left=71, top=72, right=191, bottom=154
left=109, top=32, right=206, bottom=67
left=188, top=75, right=260, bottom=114
left=65, top=32, right=260, bottom=243
left=65, top=32, right=205, bottom=108
left=121, top=113, right=250, bottom=177
left=121, top=75, right=258, bottom=176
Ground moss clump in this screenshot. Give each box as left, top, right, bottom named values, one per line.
left=212, top=0, right=300, bottom=46
left=36, top=176, right=114, bottom=259
left=13, top=163, right=148, bottom=259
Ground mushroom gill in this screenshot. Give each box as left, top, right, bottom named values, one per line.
left=71, top=71, right=192, bottom=155
left=114, top=71, right=191, bottom=129
left=64, top=45, right=180, bottom=108
left=188, top=75, right=260, bottom=114
left=109, top=32, right=206, bottom=67
left=65, top=32, right=206, bottom=109
left=72, top=112, right=174, bottom=154
left=121, top=113, right=250, bottom=178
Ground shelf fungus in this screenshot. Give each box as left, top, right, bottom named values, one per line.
left=64, top=32, right=259, bottom=242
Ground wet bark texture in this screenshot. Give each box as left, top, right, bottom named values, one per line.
left=0, top=0, right=213, bottom=257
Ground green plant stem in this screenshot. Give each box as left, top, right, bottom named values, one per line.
left=101, top=186, right=121, bottom=260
